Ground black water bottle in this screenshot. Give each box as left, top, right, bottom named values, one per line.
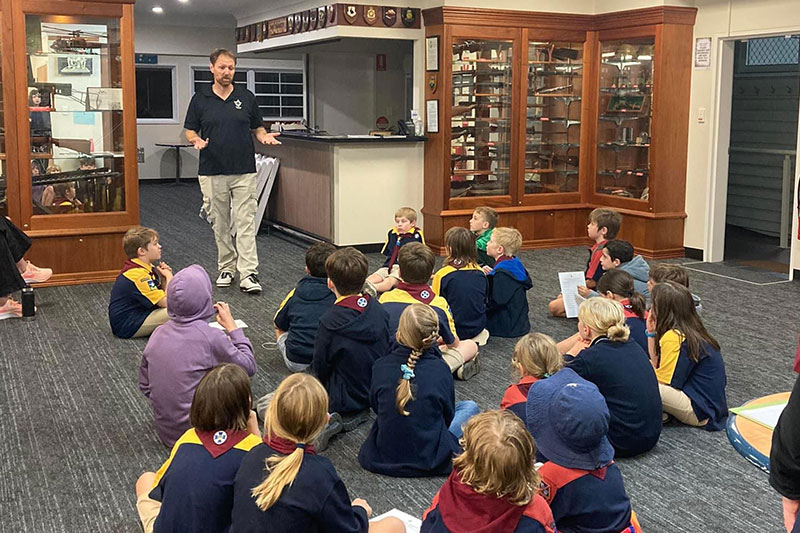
left=21, top=286, right=35, bottom=319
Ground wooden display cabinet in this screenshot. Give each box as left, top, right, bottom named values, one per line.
left=0, top=0, right=138, bottom=285
left=422, top=6, right=696, bottom=258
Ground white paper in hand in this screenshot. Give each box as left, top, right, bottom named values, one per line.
left=558, top=271, right=586, bottom=318
left=370, top=508, right=421, bottom=533
left=209, top=319, right=248, bottom=330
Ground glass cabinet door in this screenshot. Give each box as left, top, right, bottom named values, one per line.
left=0, top=17, right=6, bottom=219
left=525, top=40, right=582, bottom=194
left=26, top=15, right=125, bottom=215
left=596, top=37, right=654, bottom=201
left=450, top=38, right=513, bottom=199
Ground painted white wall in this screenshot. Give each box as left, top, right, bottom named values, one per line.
left=134, top=23, right=304, bottom=180
left=261, top=38, right=412, bottom=133
left=685, top=0, right=800, bottom=268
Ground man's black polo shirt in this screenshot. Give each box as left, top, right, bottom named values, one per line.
left=184, top=84, right=262, bottom=176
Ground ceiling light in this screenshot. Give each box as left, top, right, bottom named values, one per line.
left=152, top=6, right=164, bottom=13
left=177, top=0, right=189, bottom=3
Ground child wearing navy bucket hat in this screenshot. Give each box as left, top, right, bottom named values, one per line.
left=526, top=368, right=642, bottom=533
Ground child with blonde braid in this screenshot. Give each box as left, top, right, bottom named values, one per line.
left=359, top=304, right=480, bottom=477
left=231, top=373, right=405, bottom=533
left=500, top=333, right=563, bottom=421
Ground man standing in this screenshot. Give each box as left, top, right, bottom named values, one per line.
left=184, top=48, right=280, bottom=294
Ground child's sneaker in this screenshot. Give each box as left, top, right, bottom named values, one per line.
left=341, top=409, right=371, bottom=432
left=313, top=412, right=343, bottom=452
left=0, top=299, right=23, bottom=320
left=21, top=261, right=52, bottom=283
left=456, top=353, right=481, bottom=381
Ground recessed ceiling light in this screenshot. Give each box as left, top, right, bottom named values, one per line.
left=152, top=6, right=164, bottom=13
left=177, top=0, right=189, bottom=3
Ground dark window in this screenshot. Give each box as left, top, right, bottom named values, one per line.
left=136, top=67, right=174, bottom=119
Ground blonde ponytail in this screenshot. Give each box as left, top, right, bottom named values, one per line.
left=250, top=374, right=328, bottom=511
left=577, top=298, right=630, bottom=343
left=395, top=304, right=440, bottom=416
left=252, top=447, right=305, bottom=510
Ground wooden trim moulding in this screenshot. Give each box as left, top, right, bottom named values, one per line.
left=426, top=204, right=685, bottom=220
left=36, top=269, right=121, bottom=287
left=422, top=6, right=697, bottom=31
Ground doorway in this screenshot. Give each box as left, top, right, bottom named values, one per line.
left=723, top=36, right=799, bottom=277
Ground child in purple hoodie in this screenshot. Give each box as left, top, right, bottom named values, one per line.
left=139, top=264, right=257, bottom=448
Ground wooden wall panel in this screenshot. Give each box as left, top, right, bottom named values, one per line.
left=27, top=232, right=127, bottom=285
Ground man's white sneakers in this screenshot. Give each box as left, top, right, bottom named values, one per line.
left=216, top=271, right=234, bottom=287
left=240, top=274, right=262, bottom=294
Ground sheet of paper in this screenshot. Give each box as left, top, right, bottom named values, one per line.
left=208, top=319, right=248, bottom=330
left=731, top=401, right=787, bottom=430
left=370, top=508, right=421, bottom=533
left=558, top=271, right=586, bottom=318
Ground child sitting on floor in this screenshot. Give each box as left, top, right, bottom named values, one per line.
left=648, top=263, right=702, bottom=313
left=0, top=216, right=51, bottom=319
left=312, top=247, right=390, bottom=430
left=365, top=206, right=425, bottom=295
left=501, top=333, right=563, bottom=421
left=380, top=242, right=480, bottom=380
left=273, top=242, right=337, bottom=372
left=359, top=304, right=479, bottom=477
left=231, top=373, right=404, bottom=533
left=549, top=208, right=622, bottom=317
left=139, top=264, right=257, bottom=448
left=422, top=410, right=556, bottom=533
left=580, top=240, right=650, bottom=304
left=134, top=364, right=262, bottom=533
left=526, top=368, right=642, bottom=532
left=557, top=269, right=648, bottom=355
left=647, top=281, right=727, bottom=430
left=432, top=226, right=489, bottom=345
left=565, top=298, right=662, bottom=458
left=469, top=206, right=498, bottom=267
left=482, top=227, right=532, bottom=338
left=109, top=226, right=173, bottom=338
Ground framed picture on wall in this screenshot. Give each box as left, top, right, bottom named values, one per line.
left=426, top=36, right=439, bottom=72
left=86, top=87, right=123, bottom=111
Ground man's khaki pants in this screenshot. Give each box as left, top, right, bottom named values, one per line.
left=202, top=173, right=259, bottom=278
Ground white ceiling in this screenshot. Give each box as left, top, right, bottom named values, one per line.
left=133, top=0, right=306, bottom=28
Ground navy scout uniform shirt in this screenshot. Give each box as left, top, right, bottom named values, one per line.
left=184, top=84, right=262, bottom=176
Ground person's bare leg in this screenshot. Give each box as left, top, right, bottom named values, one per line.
left=557, top=332, right=581, bottom=355
left=369, top=516, right=406, bottom=533
left=458, top=339, right=479, bottom=363
left=372, top=276, right=399, bottom=294
left=15, top=258, right=26, bottom=274
left=136, top=472, right=157, bottom=499
left=367, top=273, right=384, bottom=286
left=548, top=295, right=566, bottom=318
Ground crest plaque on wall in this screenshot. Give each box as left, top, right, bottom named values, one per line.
left=382, top=7, right=397, bottom=26
left=328, top=4, right=336, bottom=23
left=344, top=5, right=358, bottom=24
left=364, top=5, right=378, bottom=25
left=401, top=7, right=416, bottom=27
left=318, top=7, right=327, bottom=27
left=309, top=8, right=317, bottom=30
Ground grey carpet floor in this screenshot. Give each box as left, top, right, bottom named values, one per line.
left=0, top=180, right=796, bottom=532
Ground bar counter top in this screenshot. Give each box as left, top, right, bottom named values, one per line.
left=277, top=131, right=427, bottom=143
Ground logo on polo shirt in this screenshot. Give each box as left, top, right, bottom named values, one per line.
left=213, top=431, right=228, bottom=444
left=233, top=99, right=242, bottom=110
